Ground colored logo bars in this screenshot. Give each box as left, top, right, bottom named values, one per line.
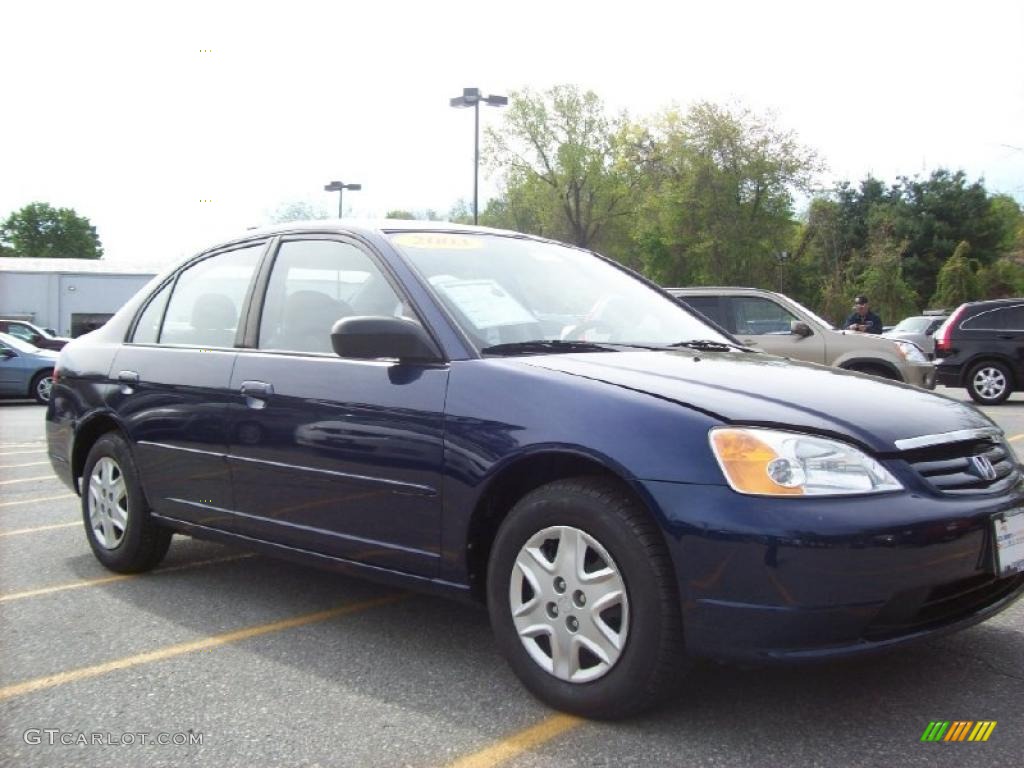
left=921, top=721, right=997, bottom=742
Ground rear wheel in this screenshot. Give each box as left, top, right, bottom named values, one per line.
left=967, top=361, right=1013, bottom=405
left=486, top=477, right=687, bottom=719
left=82, top=433, right=172, bottom=572
left=30, top=370, right=53, bottom=404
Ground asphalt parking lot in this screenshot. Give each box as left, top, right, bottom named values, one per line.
left=1, top=388, right=1022, bottom=768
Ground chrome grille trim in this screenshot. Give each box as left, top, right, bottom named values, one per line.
left=894, top=427, right=1003, bottom=451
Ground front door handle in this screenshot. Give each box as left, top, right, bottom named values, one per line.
left=117, top=370, right=140, bottom=385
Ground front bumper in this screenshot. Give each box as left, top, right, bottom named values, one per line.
left=906, top=361, right=937, bottom=390
left=935, top=363, right=964, bottom=388
left=642, top=479, right=1024, bottom=662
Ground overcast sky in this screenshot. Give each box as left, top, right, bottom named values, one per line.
left=2, top=0, right=1022, bottom=269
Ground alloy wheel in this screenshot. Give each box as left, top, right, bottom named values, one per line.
left=973, top=366, right=1007, bottom=400
left=35, top=375, right=53, bottom=402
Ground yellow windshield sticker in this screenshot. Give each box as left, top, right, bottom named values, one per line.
left=391, top=233, right=482, bottom=250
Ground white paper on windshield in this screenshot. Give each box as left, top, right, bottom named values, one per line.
left=433, top=278, right=536, bottom=329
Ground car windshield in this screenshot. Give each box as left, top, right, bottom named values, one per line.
left=389, top=233, right=729, bottom=352
left=0, top=332, right=42, bottom=353
left=890, top=317, right=932, bottom=333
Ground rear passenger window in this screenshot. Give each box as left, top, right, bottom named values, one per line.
left=159, top=245, right=263, bottom=348
left=132, top=282, right=172, bottom=344
left=963, top=306, right=1024, bottom=331
left=680, top=296, right=728, bottom=329
left=258, top=239, right=414, bottom=354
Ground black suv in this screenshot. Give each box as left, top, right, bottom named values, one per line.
left=935, top=299, right=1024, bottom=404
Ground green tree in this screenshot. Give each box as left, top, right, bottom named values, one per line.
left=0, top=202, right=103, bottom=259
left=855, top=224, right=919, bottom=323
left=977, top=259, right=1024, bottom=299
left=930, top=241, right=979, bottom=307
left=484, top=85, right=638, bottom=250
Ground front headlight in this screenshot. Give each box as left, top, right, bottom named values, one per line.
left=709, top=427, right=903, bottom=497
left=893, top=340, right=928, bottom=363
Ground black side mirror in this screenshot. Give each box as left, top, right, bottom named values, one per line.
left=791, top=321, right=813, bottom=338
left=331, top=316, right=441, bottom=362
left=45, top=328, right=57, bottom=336
left=1, top=348, right=15, bottom=359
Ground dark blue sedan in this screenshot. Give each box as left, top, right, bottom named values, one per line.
left=46, top=222, right=1024, bottom=718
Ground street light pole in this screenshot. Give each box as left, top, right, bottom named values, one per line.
left=323, top=180, right=362, bottom=219
left=450, top=87, right=507, bottom=225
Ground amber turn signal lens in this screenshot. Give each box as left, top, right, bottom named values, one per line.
left=710, top=429, right=803, bottom=496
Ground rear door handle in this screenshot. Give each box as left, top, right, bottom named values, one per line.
left=117, top=370, right=140, bottom=384
left=240, top=380, right=274, bottom=397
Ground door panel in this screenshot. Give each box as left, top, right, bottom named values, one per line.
left=225, top=354, right=447, bottom=576
left=222, top=237, right=447, bottom=577
left=106, top=242, right=264, bottom=523
left=108, top=346, right=237, bottom=520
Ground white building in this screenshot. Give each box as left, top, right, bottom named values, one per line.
left=0, top=258, right=157, bottom=337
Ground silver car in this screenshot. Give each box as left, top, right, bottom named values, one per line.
left=0, top=332, right=59, bottom=404
left=884, top=314, right=948, bottom=358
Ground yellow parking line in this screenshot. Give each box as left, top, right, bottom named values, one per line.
left=0, top=594, right=404, bottom=701
left=0, top=461, right=50, bottom=469
left=1008, top=433, right=1024, bottom=443
left=0, top=553, right=255, bottom=603
left=0, top=475, right=56, bottom=486
left=0, top=493, right=75, bottom=509
left=444, top=714, right=584, bottom=768
left=0, top=521, right=78, bottom=538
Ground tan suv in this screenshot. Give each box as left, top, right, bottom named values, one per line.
left=670, top=287, right=936, bottom=389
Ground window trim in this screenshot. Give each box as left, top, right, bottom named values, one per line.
left=244, top=233, right=446, bottom=361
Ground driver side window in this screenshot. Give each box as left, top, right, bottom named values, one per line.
left=731, top=297, right=798, bottom=336
left=258, top=239, right=415, bottom=355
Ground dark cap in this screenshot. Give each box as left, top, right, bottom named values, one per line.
left=854, top=295, right=869, bottom=305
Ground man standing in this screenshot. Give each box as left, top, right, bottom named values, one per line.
left=845, top=295, right=883, bottom=334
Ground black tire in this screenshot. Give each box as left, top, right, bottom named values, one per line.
left=486, top=477, right=687, bottom=719
left=30, top=370, right=54, bottom=405
left=82, top=433, right=172, bottom=573
left=967, top=360, right=1013, bottom=405
left=848, top=364, right=899, bottom=381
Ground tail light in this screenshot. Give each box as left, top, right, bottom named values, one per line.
left=934, top=305, right=967, bottom=356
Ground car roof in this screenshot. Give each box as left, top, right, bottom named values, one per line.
left=206, top=219, right=544, bottom=253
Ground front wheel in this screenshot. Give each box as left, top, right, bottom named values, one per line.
left=967, top=361, right=1013, bottom=405
left=487, top=477, right=687, bottom=719
left=82, top=433, right=172, bottom=572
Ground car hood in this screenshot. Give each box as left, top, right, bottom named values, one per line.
left=521, top=350, right=992, bottom=453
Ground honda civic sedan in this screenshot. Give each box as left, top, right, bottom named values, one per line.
left=46, top=222, right=1024, bottom=718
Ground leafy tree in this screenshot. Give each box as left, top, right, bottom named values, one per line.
left=484, top=85, right=638, bottom=250
left=855, top=224, right=918, bottom=323
left=269, top=201, right=328, bottom=223
left=977, top=259, right=1024, bottom=299
left=0, top=202, right=103, bottom=259
left=636, top=102, right=819, bottom=286
left=931, top=241, right=979, bottom=307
